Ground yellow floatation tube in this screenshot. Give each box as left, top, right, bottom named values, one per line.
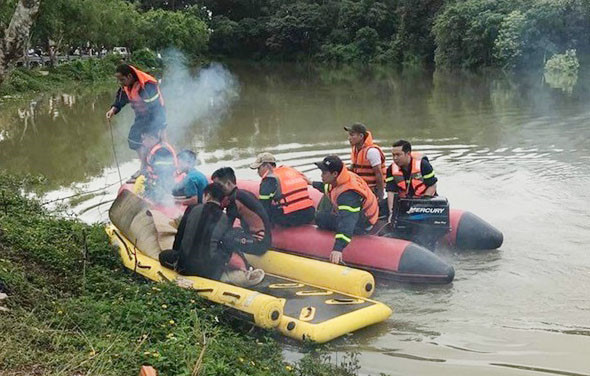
left=245, top=251, right=375, bottom=298
left=107, top=225, right=284, bottom=329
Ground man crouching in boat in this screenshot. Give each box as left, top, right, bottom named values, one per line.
left=250, top=152, right=315, bottom=227
left=212, top=167, right=272, bottom=256
left=159, top=182, right=264, bottom=286
left=172, top=149, right=208, bottom=206
left=312, top=156, right=379, bottom=264
left=141, top=133, right=178, bottom=205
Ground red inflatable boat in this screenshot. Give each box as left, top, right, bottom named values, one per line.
left=119, top=182, right=455, bottom=284
left=238, top=180, right=502, bottom=282
left=443, top=209, right=503, bottom=250
left=237, top=180, right=503, bottom=250
left=119, top=178, right=501, bottom=284
left=236, top=181, right=459, bottom=283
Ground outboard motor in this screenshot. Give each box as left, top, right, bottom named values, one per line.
left=390, top=195, right=451, bottom=250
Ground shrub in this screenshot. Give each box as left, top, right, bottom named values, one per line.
left=132, top=48, right=163, bottom=70
left=544, top=49, right=579, bottom=93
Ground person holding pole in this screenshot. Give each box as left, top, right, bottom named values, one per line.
left=106, top=64, right=167, bottom=180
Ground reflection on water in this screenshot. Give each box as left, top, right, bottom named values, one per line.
left=1, top=63, right=590, bottom=375
left=0, top=90, right=128, bottom=190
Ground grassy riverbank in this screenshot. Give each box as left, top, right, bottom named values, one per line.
left=0, top=50, right=162, bottom=97
left=0, top=171, right=361, bottom=376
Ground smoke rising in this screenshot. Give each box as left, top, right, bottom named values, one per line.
left=159, top=50, right=239, bottom=145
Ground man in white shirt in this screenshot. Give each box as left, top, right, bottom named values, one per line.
left=345, top=123, right=387, bottom=209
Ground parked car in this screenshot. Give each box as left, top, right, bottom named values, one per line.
left=27, top=49, right=40, bottom=58
left=112, top=47, right=129, bottom=57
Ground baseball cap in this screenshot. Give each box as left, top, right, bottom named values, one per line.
left=343, top=123, right=367, bottom=135
left=314, top=155, right=344, bottom=173
left=250, top=152, right=277, bottom=169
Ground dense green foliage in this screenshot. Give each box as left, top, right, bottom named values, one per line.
left=204, top=0, right=590, bottom=69
left=434, top=0, right=590, bottom=70
left=0, top=170, right=362, bottom=375
left=29, top=0, right=209, bottom=58
left=205, top=0, right=446, bottom=65
left=2, top=0, right=590, bottom=69
left=0, top=0, right=17, bottom=31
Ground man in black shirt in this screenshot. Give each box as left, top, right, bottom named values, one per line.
left=159, top=182, right=231, bottom=279
left=212, top=167, right=272, bottom=256
left=385, top=140, right=438, bottom=222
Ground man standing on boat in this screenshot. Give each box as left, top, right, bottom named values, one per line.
left=344, top=123, right=387, bottom=216
left=312, top=156, right=379, bottom=264
left=106, top=64, right=167, bottom=178
left=250, top=152, right=315, bottom=227
left=386, top=139, right=438, bottom=222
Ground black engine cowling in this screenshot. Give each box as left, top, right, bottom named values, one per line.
left=390, top=195, right=451, bottom=250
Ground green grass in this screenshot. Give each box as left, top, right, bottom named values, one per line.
left=0, top=50, right=162, bottom=97
left=0, top=171, right=362, bottom=376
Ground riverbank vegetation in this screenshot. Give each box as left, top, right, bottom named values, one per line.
left=0, top=171, right=362, bottom=375
left=0, top=50, right=161, bottom=96
left=1, top=0, right=589, bottom=96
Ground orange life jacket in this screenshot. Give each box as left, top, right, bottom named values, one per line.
left=122, top=66, right=164, bottom=116
left=326, top=167, right=379, bottom=225
left=146, top=142, right=178, bottom=180
left=350, top=131, right=386, bottom=189
left=265, top=166, right=314, bottom=215
left=387, top=152, right=429, bottom=197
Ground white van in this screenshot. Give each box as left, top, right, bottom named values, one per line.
left=112, top=47, right=129, bottom=57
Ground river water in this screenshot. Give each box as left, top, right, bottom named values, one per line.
left=1, top=63, right=589, bottom=375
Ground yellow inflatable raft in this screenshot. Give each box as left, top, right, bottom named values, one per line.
left=106, top=224, right=391, bottom=343
left=106, top=190, right=391, bottom=343
left=107, top=225, right=284, bottom=329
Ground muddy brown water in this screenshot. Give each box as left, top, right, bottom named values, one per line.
left=1, top=63, right=589, bottom=375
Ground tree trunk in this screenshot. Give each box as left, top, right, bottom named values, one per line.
left=23, top=41, right=29, bottom=68
left=23, top=37, right=30, bottom=68
left=0, top=0, right=41, bottom=86
left=45, top=38, right=54, bottom=67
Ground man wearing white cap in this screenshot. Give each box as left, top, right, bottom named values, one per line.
left=250, top=152, right=315, bottom=227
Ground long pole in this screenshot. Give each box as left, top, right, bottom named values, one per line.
left=107, top=118, right=123, bottom=186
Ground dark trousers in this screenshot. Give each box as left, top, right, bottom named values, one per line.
left=315, top=211, right=372, bottom=235
left=314, top=196, right=372, bottom=235
left=128, top=118, right=166, bottom=150
left=159, top=249, right=184, bottom=273
left=159, top=249, right=224, bottom=279
left=272, top=206, right=315, bottom=227
left=371, top=187, right=389, bottom=219
left=221, top=228, right=271, bottom=256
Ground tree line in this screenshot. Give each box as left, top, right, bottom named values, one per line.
left=2, top=0, right=590, bottom=71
